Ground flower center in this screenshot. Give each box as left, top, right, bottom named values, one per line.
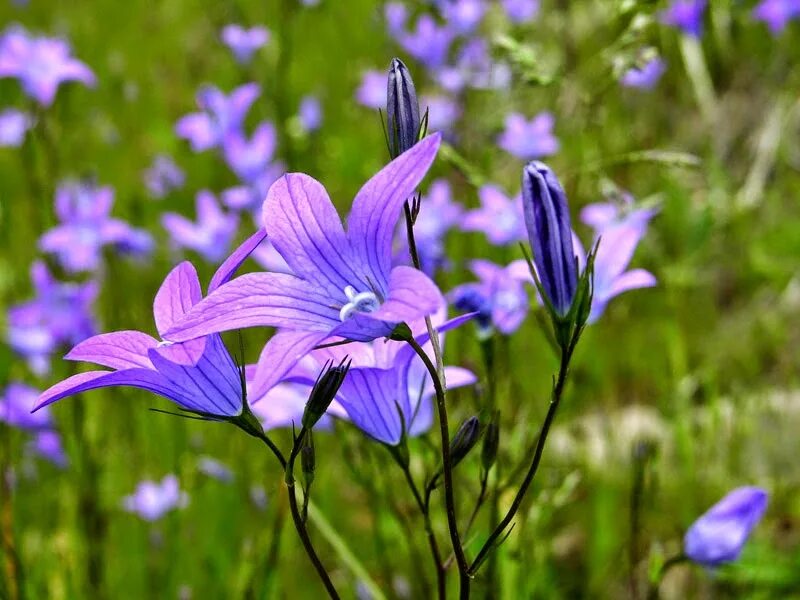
left=339, top=285, right=380, bottom=321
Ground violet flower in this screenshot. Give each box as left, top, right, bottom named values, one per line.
left=162, top=191, right=239, bottom=263
left=356, top=70, right=387, bottom=109
left=197, top=456, right=234, bottom=482
left=144, top=155, right=185, bottom=199
left=222, top=121, right=279, bottom=182
left=438, top=0, right=487, bottom=34
left=438, top=38, right=511, bottom=93
left=123, top=475, right=188, bottom=521
left=0, top=25, right=95, bottom=106
left=421, top=94, right=461, bottom=133
left=39, top=181, right=153, bottom=273
left=621, top=57, right=666, bottom=90
left=502, top=0, right=540, bottom=23
left=450, top=259, right=530, bottom=335
left=385, top=2, right=408, bottom=34
left=175, top=83, right=260, bottom=152
left=251, top=381, right=339, bottom=431
left=397, top=15, right=454, bottom=69
left=660, top=0, right=707, bottom=38
left=521, top=161, right=578, bottom=317
left=461, top=184, right=526, bottom=246
left=1, top=382, right=53, bottom=430
left=684, top=487, right=768, bottom=567
left=29, top=430, right=68, bottom=467
left=0, top=108, right=30, bottom=146
left=752, top=0, right=800, bottom=34
left=7, top=261, right=97, bottom=375
left=497, top=112, right=559, bottom=160
left=33, top=261, right=247, bottom=418
left=298, top=95, right=322, bottom=132
left=221, top=25, right=270, bottom=64
left=163, top=134, right=445, bottom=352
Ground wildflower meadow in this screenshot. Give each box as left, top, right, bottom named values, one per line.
left=1, top=0, right=799, bottom=598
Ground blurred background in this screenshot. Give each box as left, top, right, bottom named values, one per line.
left=1, top=0, right=799, bottom=598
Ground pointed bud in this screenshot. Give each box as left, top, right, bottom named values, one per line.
left=387, top=58, right=421, bottom=159
left=481, top=412, right=500, bottom=472
left=521, top=162, right=578, bottom=318
left=301, top=431, right=316, bottom=488
left=301, top=358, right=350, bottom=429
left=449, top=416, right=481, bottom=469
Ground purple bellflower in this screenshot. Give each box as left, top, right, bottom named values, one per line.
left=385, top=2, right=408, bottom=34
left=521, top=161, right=578, bottom=317
left=163, top=134, right=445, bottom=351
left=162, top=191, right=239, bottom=263
left=144, top=155, right=185, bottom=199
left=461, top=184, right=526, bottom=246
left=221, top=25, right=270, bottom=64
left=356, top=70, right=387, bottom=109
left=387, top=58, right=421, bottom=158
left=660, top=0, right=707, bottom=38
left=397, top=15, right=454, bottom=69
left=298, top=95, right=323, bottom=132
left=684, top=487, right=768, bottom=567
left=437, top=38, right=511, bottom=93
left=2, top=383, right=67, bottom=467
left=123, top=475, right=188, bottom=521
left=222, top=121, right=280, bottom=183
left=752, top=0, right=800, bottom=34
left=621, top=57, right=666, bottom=90
left=175, top=83, right=260, bottom=152
left=438, top=0, right=487, bottom=34
left=197, top=456, right=234, bottom=482
left=502, top=0, right=540, bottom=23
left=450, top=259, right=530, bottom=335
left=0, top=26, right=95, bottom=106
left=421, top=94, right=461, bottom=134
left=7, top=261, right=97, bottom=375
left=0, top=108, right=31, bottom=146
left=29, top=430, right=68, bottom=467
left=250, top=381, right=342, bottom=431
left=497, top=112, right=559, bottom=160
left=39, top=181, right=153, bottom=273
left=33, top=261, right=248, bottom=419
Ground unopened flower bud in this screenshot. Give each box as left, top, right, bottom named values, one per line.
left=301, top=358, right=350, bottom=429
left=450, top=416, right=481, bottom=469
left=481, top=413, right=500, bottom=471
left=387, top=58, right=421, bottom=158
left=301, top=431, right=316, bottom=488
left=521, top=161, right=578, bottom=318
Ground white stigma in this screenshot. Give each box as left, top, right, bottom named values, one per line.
left=339, top=285, right=380, bottom=321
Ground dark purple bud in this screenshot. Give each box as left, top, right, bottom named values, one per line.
left=449, top=415, right=481, bottom=469
left=684, top=486, right=768, bottom=567
left=387, top=58, right=421, bottom=158
left=521, top=161, right=578, bottom=317
left=301, top=358, right=350, bottom=429
left=301, top=431, right=316, bottom=488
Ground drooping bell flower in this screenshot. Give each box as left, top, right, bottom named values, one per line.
left=163, top=134, right=445, bottom=357
left=684, top=487, right=768, bottom=567
left=521, top=161, right=578, bottom=318
left=387, top=58, right=421, bottom=158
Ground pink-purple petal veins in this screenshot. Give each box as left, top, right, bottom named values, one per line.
left=336, top=367, right=405, bottom=445
left=264, top=173, right=361, bottom=296
left=208, top=228, right=268, bottom=293
left=153, top=262, right=202, bottom=336
left=248, top=330, right=329, bottom=401
left=33, top=369, right=176, bottom=412
left=164, top=272, right=339, bottom=342
left=65, top=331, right=158, bottom=370
left=347, top=133, right=442, bottom=291
left=362, top=266, right=443, bottom=324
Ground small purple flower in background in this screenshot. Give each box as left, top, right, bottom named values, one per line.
left=395, top=179, right=463, bottom=275
left=29, top=430, right=68, bottom=467
left=438, top=0, right=487, bottom=34
left=356, top=70, right=387, bottom=109
left=621, top=57, right=666, bottom=90
left=752, top=0, right=800, bottom=34
left=0, top=25, right=95, bottom=106
left=39, top=181, right=152, bottom=273
left=144, top=155, right=185, bottom=199
left=300, top=0, right=320, bottom=6
left=450, top=260, right=530, bottom=335
left=7, top=261, right=97, bottom=375
left=250, top=382, right=341, bottom=431
left=0, top=108, right=31, bottom=146
left=396, top=15, right=454, bottom=69
left=684, top=487, right=768, bottom=567
left=197, top=456, right=234, bottom=482
left=438, top=38, right=511, bottom=93
left=164, top=135, right=444, bottom=351
left=0, top=382, right=52, bottom=430
left=162, top=191, right=239, bottom=263
left=123, top=475, right=188, bottom=521
left=222, top=121, right=279, bottom=182
left=298, top=95, right=323, bottom=133
left=497, top=112, right=559, bottom=160
left=175, top=83, right=260, bottom=152
left=33, top=261, right=247, bottom=418
left=502, top=0, right=540, bottom=23
left=385, top=2, right=408, bottom=34
left=660, top=0, right=707, bottom=38
left=461, top=184, right=526, bottom=246
left=221, top=24, right=269, bottom=64
left=421, top=94, right=461, bottom=134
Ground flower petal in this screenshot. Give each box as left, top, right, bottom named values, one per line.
left=347, top=133, right=442, bottom=293
left=65, top=330, right=158, bottom=370
left=337, top=367, right=405, bottom=445
left=153, top=262, right=202, bottom=336
left=248, top=330, right=328, bottom=401
left=208, top=228, right=267, bottom=293
left=367, top=265, right=443, bottom=323
left=164, top=272, right=339, bottom=342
